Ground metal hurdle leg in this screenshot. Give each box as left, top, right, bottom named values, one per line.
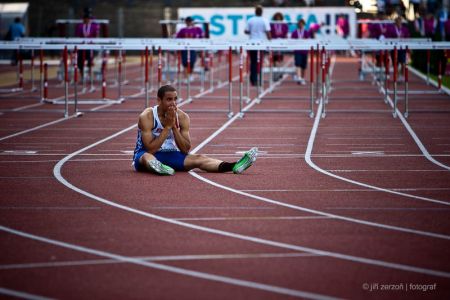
left=150, top=47, right=154, bottom=92
left=269, top=50, right=273, bottom=93
left=228, top=47, right=233, bottom=118
left=393, top=46, right=398, bottom=118
left=239, top=47, right=244, bottom=117
left=246, top=51, right=250, bottom=103
left=200, top=50, right=205, bottom=92
left=404, top=47, right=409, bottom=118
left=426, top=49, right=430, bottom=85
left=18, top=51, right=23, bottom=90
left=256, top=50, right=261, bottom=103
left=158, top=46, right=162, bottom=88
left=141, top=50, right=145, bottom=93
left=63, top=46, right=69, bottom=118
left=30, top=49, right=37, bottom=91
left=177, top=50, right=181, bottom=101
left=384, top=50, right=389, bottom=104
left=209, top=51, right=214, bottom=91
left=145, top=46, right=149, bottom=108
left=309, top=46, right=314, bottom=118
left=118, top=50, right=123, bottom=101
left=73, top=46, right=79, bottom=116
left=40, top=49, right=44, bottom=100
left=315, top=44, right=320, bottom=104
left=321, top=47, right=326, bottom=118
left=187, top=47, right=191, bottom=102
left=89, top=50, right=94, bottom=92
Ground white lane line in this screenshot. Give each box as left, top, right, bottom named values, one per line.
left=185, top=81, right=450, bottom=241
left=326, top=144, right=405, bottom=146
left=0, top=206, right=100, bottom=210
left=189, top=172, right=450, bottom=243
left=329, top=169, right=448, bottom=172
left=149, top=206, right=275, bottom=210
left=0, top=287, right=54, bottom=300
left=0, top=225, right=337, bottom=300
left=242, top=187, right=450, bottom=192
left=305, top=102, right=450, bottom=207
left=377, top=72, right=450, bottom=171
left=326, top=137, right=402, bottom=140
left=0, top=115, right=78, bottom=142
left=12, top=102, right=45, bottom=112
left=326, top=207, right=450, bottom=211
left=4, top=152, right=450, bottom=158
left=50, top=76, right=450, bottom=280
left=0, top=176, right=53, bottom=179
left=174, top=216, right=331, bottom=221
left=0, top=252, right=321, bottom=270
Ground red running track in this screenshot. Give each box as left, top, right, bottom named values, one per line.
left=0, top=54, right=449, bottom=300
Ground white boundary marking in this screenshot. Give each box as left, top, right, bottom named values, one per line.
left=0, top=115, right=78, bottom=142
left=305, top=101, right=450, bottom=206
left=0, top=225, right=336, bottom=300
left=382, top=83, right=450, bottom=172
left=0, top=287, right=54, bottom=300
left=48, top=77, right=450, bottom=278
left=36, top=155, right=450, bottom=281
left=48, top=76, right=450, bottom=279
left=0, top=252, right=321, bottom=270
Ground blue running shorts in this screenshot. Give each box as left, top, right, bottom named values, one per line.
left=134, top=150, right=187, bottom=171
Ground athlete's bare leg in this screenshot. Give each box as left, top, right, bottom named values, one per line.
left=184, top=154, right=223, bottom=172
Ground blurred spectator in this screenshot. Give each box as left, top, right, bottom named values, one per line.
left=386, top=16, right=410, bottom=80
left=6, top=17, right=25, bottom=41
left=336, top=14, right=349, bottom=39
left=270, top=12, right=288, bottom=73
left=176, top=16, right=204, bottom=79
left=291, top=19, right=311, bottom=85
left=423, top=12, right=437, bottom=39
left=368, top=13, right=387, bottom=40
left=244, top=5, right=271, bottom=86
left=437, top=5, right=448, bottom=40
left=75, top=9, right=100, bottom=80
left=6, top=17, right=25, bottom=65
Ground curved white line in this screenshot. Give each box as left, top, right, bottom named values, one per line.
left=305, top=101, right=450, bottom=207
left=0, top=225, right=336, bottom=300
left=188, top=75, right=450, bottom=239
left=380, top=72, right=450, bottom=171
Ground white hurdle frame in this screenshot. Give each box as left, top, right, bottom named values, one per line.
left=1, top=38, right=449, bottom=118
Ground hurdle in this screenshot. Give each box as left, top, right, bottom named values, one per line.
left=2, top=38, right=449, bottom=118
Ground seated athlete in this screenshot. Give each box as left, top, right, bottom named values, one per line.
left=133, top=85, right=258, bottom=175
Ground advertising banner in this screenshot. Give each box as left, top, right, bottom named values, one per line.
left=178, top=7, right=356, bottom=39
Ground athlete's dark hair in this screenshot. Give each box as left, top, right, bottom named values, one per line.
left=157, top=85, right=177, bottom=99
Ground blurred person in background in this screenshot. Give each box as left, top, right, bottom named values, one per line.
left=176, top=17, right=204, bottom=81
left=75, top=8, right=99, bottom=81
left=245, top=5, right=271, bottom=86
left=270, top=12, right=288, bottom=81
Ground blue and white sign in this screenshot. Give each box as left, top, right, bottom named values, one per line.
left=178, top=7, right=356, bottom=39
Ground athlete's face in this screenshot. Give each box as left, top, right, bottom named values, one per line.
left=159, top=91, right=178, bottom=112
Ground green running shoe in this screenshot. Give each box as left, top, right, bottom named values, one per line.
left=232, top=147, right=258, bottom=174
left=148, top=159, right=175, bottom=175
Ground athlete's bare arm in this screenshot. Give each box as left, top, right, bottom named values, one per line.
left=171, top=109, right=191, bottom=154
left=138, top=108, right=170, bottom=154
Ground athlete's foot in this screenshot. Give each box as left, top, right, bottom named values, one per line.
left=147, top=159, right=175, bottom=175
left=232, top=147, right=258, bottom=174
